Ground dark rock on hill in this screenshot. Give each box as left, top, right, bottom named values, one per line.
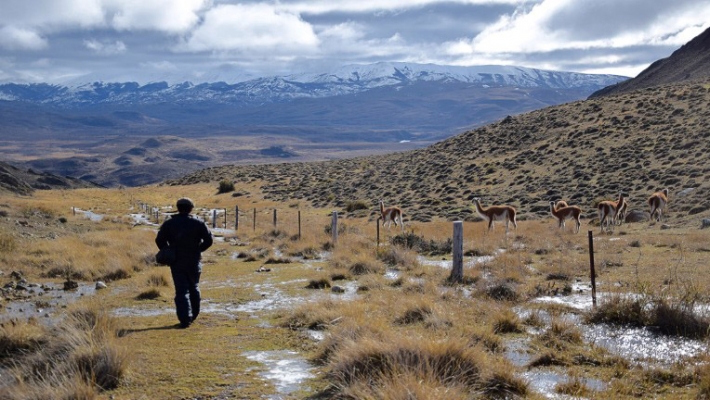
left=0, top=161, right=103, bottom=195
left=592, top=26, right=710, bottom=98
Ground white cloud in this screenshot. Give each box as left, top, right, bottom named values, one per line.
left=179, top=4, right=319, bottom=54
left=105, top=0, right=208, bottom=33
left=0, top=26, right=48, bottom=50
left=140, top=61, right=178, bottom=71
left=84, top=39, right=127, bottom=55
left=277, top=0, right=524, bottom=15
left=464, top=0, right=710, bottom=54
left=0, top=0, right=105, bottom=29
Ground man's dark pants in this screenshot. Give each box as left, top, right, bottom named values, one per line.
left=170, top=266, right=201, bottom=325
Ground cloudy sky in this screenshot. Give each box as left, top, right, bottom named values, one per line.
left=1, top=0, right=709, bottom=84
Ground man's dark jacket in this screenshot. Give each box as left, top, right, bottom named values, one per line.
left=155, top=213, right=213, bottom=269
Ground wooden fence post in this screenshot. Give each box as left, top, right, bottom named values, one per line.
left=588, top=230, right=597, bottom=307
left=376, top=217, right=381, bottom=247
left=331, top=211, right=338, bottom=245
left=273, top=209, right=277, bottom=227
left=235, top=206, right=239, bottom=231
left=253, top=208, right=256, bottom=231
left=224, top=208, right=227, bottom=229
left=449, top=221, right=464, bottom=283
left=212, top=209, right=217, bottom=229
left=298, top=210, right=302, bottom=239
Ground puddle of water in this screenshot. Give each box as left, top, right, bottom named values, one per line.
left=522, top=370, right=606, bottom=399
left=416, top=254, right=495, bottom=270
left=244, top=350, right=315, bottom=398
left=306, top=329, right=325, bottom=341
left=585, top=324, right=707, bottom=364
left=75, top=209, right=104, bottom=222
left=129, top=213, right=158, bottom=226
left=505, top=338, right=533, bottom=367
left=525, top=290, right=709, bottom=366
left=1, top=283, right=97, bottom=324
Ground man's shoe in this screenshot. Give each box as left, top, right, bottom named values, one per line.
left=179, top=321, right=191, bottom=329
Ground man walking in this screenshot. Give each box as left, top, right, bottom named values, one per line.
left=155, top=198, right=213, bottom=328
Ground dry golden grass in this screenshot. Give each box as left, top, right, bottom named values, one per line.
left=2, top=306, right=130, bottom=399
left=2, top=177, right=710, bottom=399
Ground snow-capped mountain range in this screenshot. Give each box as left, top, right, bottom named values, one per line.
left=0, top=62, right=627, bottom=106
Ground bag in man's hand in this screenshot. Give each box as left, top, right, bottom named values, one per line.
left=155, top=247, right=176, bottom=266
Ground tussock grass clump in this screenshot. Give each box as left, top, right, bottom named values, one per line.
left=313, top=319, right=389, bottom=365
left=1, top=307, right=130, bottom=398
left=482, top=368, right=529, bottom=398
left=466, top=327, right=505, bottom=353
left=555, top=376, right=591, bottom=397
left=147, top=272, right=170, bottom=287
left=99, top=267, right=131, bottom=282
left=348, top=257, right=385, bottom=276
left=643, top=367, right=695, bottom=387
left=485, top=281, right=520, bottom=302
left=326, top=337, right=527, bottom=398
left=305, top=278, right=331, bottom=289
left=538, top=319, right=583, bottom=350
left=0, top=320, right=46, bottom=358
left=329, top=337, right=481, bottom=390
left=390, top=232, right=452, bottom=255
left=585, top=294, right=647, bottom=326
left=652, top=299, right=710, bottom=338
left=135, top=288, right=161, bottom=300
left=0, top=233, right=16, bottom=253
left=586, top=294, right=710, bottom=339
left=281, top=300, right=343, bottom=331
left=356, top=274, right=386, bottom=292
left=377, top=245, right=420, bottom=269
left=492, top=309, right=524, bottom=334
left=528, top=351, right=568, bottom=368
left=394, top=304, right=433, bottom=325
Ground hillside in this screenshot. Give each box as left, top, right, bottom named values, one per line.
left=591, top=26, right=710, bottom=98
left=0, top=161, right=103, bottom=195
left=168, top=79, right=710, bottom=225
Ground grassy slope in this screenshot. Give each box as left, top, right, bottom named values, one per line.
left=169, top=79, right=710, bottom=226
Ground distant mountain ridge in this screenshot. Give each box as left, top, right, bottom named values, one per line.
left=0, top=161, right=103, bottom=195
left=0, top=62, right=628, bottom=187
left=0, top=62, right=627, bottom=107
left=591, top=26, right=710, bottom=97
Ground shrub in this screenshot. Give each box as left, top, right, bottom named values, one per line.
left=217, top=180, right=235, bottom=194
left=345, top=200, right=369, bottom=212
